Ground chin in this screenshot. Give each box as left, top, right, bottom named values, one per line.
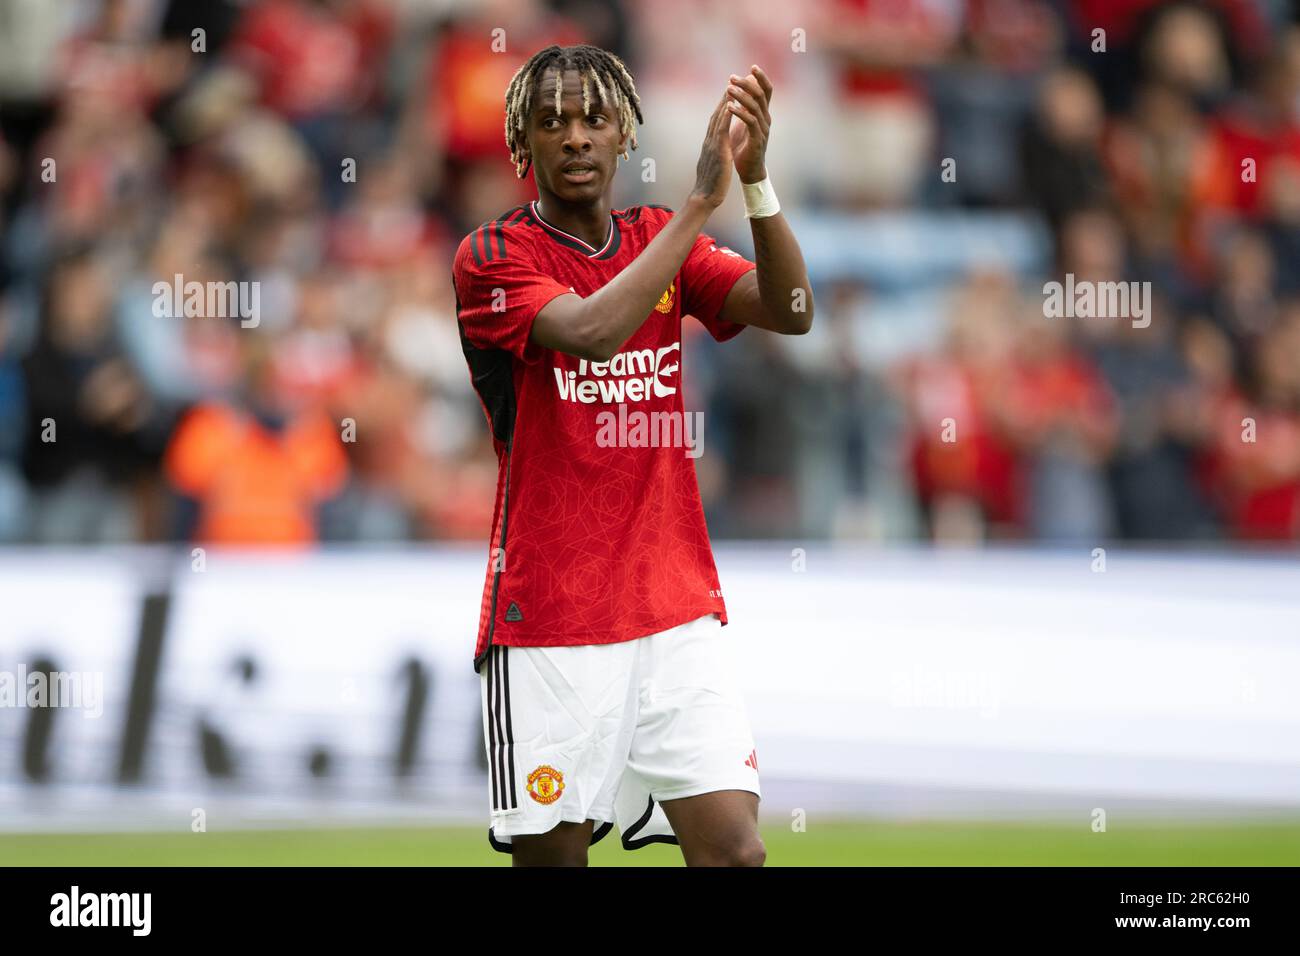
left=571, top=181, right=605, bottom=199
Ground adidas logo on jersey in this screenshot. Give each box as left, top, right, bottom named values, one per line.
left=553, top=342, right=680, bottom=404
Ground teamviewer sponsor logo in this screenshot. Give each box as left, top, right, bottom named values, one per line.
left=554, top=342, right=680, bottom=404
left=50, top=886, right=151, bottom=936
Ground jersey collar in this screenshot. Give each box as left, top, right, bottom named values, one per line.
left=530, top=200, right=619, bottom=258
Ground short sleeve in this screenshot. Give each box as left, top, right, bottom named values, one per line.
left=680, top=231, right=756, bottom=342
left=452, top=230, right=575, bottom=364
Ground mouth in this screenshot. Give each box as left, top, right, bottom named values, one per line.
left=560, top=162, right=598, bottom=185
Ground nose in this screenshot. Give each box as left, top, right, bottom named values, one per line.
left=562, top=119, right=593, bottom=153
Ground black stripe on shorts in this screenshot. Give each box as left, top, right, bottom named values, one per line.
left=488, top=646, right=516, bottom=811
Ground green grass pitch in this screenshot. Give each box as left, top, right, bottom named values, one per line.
left=3, top=819, right=1298, bottom=866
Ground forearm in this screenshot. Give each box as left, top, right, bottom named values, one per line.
left=577, top=196, right=714, bottom=358
left=749, top=210, right=813, bottom=333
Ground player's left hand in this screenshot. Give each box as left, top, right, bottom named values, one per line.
left=726, top=65, right=772, bottom=185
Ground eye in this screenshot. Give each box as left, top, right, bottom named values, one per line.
left=588, top=114, right=607, bottom=126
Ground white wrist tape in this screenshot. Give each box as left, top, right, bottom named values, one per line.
left=741, top=176, right=780, bottom=218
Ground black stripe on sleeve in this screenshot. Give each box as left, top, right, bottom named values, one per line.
left=490, top=206, right=527, bottom=262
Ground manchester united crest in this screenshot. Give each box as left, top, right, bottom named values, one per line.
left=654, top=281, right=675, bottom=313
left=526, top=765, right=565, bottom=804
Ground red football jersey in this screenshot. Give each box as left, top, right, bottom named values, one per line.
left=452, top=201, right=756, bottom=670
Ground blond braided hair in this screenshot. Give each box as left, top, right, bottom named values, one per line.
left=504, top=45, right=643, bottom=179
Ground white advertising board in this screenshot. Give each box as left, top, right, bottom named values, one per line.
left=1, top=545, right=1297, bottom=829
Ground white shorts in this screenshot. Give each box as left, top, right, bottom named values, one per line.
left=479, top=613, right=760, bottom=853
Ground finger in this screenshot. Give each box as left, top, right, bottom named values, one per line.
left=732, top=73, right=771, bottom=126
left=748, top=73, right=773, bottom=125
left=727, top=100, right=764, bottom=142
left=728, top=83, right=770, bottom=133
left=730, top=73, right=768, bottom=109
left=710, top=88, right=732, bottom=134
left=703, top=91, right=727, bottom=142
left=728, top=90, right=769, bottom=139
left=750, top=64, right=774, bottom=102
left=717, top=86, right=740, bottom=139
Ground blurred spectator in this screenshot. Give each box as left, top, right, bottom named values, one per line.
left=410, top=0, right=587, bottom=224
left=707, top=328, right=804, bottom=539
left=1021, top=66, right=1112, bottom=226
left=1005, top=304, right=1119, bottom=542
left=816, top=0, right=961, bottom=208
left=783, top=279, right=880, bottom=539
left=164, top=341, right=348, bottom=546
left=0, top=298, right=26, bottom=540
left=1105, top=77, right=1220, bottom=278
left=929, top=0, right=1061, bottom=207
left=899, top=270, right=1024, bottom=542
left=1208, top=226, right=1280, bottom=364
left=1198, top=302, right=1300, bottom=539
left=1094, top=299, right=1220, bottom=540
left=20, top=246, right=157, bottom=542
left=226, top=0, right=397, bottom=205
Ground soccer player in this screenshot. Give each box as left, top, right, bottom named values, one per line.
left=452, top=44, right=813, bottom=866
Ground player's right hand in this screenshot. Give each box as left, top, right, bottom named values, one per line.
left=690, top=89, right=735, bottom=209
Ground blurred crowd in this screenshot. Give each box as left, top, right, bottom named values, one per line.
left=0, top=0, right=1298, bottom=547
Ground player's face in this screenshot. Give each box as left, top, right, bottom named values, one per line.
left=526, top=68, right=627, bottom=202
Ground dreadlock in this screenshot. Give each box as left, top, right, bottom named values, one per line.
left=504, top=45, right=644, bottom=179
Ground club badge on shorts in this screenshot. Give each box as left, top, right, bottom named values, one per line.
left=526, top=764, right=565, bottom=804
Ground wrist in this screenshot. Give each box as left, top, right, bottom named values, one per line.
left=739, top=166, right=768, bottom=185
left=685, top=192, right=721, bottom=215
left=741, top=174, right=780, bottom=218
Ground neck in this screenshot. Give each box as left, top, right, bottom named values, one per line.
left=535, top=189, right=612, bottom=251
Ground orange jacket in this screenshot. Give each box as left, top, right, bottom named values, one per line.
left=165, top=404, right=348, bottom=546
